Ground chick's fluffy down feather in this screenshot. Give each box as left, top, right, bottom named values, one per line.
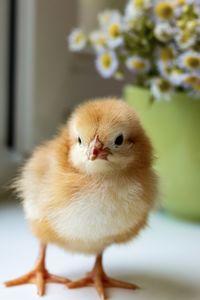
left=15, top=98, right=158, bottom=254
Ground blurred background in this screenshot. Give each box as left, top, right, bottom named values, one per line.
left=0, top=1, right=200, bottom=300
left=0, top=0, right=125, bottom=193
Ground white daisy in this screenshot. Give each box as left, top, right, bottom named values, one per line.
left=68, top=28, right=87, bottom=52
left=98, top=10, right=121, bottom=28
left=178, top=51, right=200, bottom=71
left=181, top=73, right=200, bottom=88
left=158, top=46, right=176, bottom=63
left=175, top=30, right=196, bottom=49
left=125, top=0, right=152, bottom=19
left=126, top=56, right=150, bottom=73
left=182, top=73, right=200, bottom=98
left=150, top=78, right=173, bottom=101
left=154, top=23, right=174, bottom=42
left=89, top=30, right=107, bottom=52
left=105, top=21, right=124, bottom=48
left=95, top=50, right=118, bottom=78
left=168, top=68, right=186, bottom=86
left=154, top=2, right=174, bottom=20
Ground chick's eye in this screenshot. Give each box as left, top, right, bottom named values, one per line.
left=78, top=137, right=82, bottom=144
left=114, top=134, right=124, bottom=146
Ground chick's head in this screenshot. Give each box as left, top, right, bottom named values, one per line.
left=68, top=98, right=153, bottom=175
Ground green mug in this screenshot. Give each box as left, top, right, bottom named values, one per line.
left=125, top=85, right=200, bottom=221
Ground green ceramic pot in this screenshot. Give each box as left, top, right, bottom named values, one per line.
left=125, top=85, right=200, bottom=221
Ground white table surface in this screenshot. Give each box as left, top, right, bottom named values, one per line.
left=0, top=200, right=200, bottom=300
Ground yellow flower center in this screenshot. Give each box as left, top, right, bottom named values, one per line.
left=108, top=23, right=120, bottom=38
left=185, top=76, right=200, bottom=91
left=75, top=34, right=84, bottom=44
left=184, top=56, right=200, bottom=69
left=100, top=54, right=112, bottom=69
left=176, top=0, right=186, bottom=5
left=160, top=48, right=174, bottom=62
left=193, top=82, right=200, bottom=92
left=132, top=60, right=145, bottom=70
left=155, top=2, right=173, bottom=19
left=184, top=75, right=199, bottom=85
left=133, top=0, right=144, bottom=9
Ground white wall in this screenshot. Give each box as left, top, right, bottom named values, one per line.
left=33, top=0, right=78, bottom=147
left=0, top=0, right=9, bottom=146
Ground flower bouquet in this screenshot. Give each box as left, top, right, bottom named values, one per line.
left=68, top=0, right=200, bottom=101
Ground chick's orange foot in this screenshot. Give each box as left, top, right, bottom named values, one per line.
left=4, top=243, right=70, bottom=296
left=67, top=253, right=139, bottom=300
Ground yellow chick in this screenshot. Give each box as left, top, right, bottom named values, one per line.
left=5, top=98, right=158, bottom=300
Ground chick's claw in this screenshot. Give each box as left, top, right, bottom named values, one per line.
left=103, top=276, right=139, bottom=290
left=68, top=272, right=138, bottom=300
left=4, top=243, right=70, bottom=296
left=67, top=253, right=139, bottom=300
left=5, top=269, right=70, bottom=296
left=67, top=273, right=107, bottom=300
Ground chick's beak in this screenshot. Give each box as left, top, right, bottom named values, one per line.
left=88, top=135, right=110, bottom=161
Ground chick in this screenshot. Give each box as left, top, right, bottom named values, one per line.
left=5, top=98, right=158, bottom=299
